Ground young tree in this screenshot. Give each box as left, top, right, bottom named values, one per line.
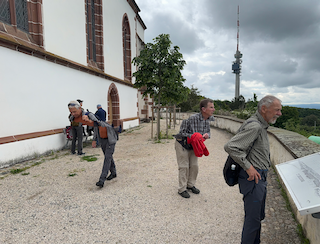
left=177, top=85, right=202, bottom=112
left=132, top=34, right=187, bottom=139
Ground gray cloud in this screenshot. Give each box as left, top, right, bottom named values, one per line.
left=135, top=0, right=320, bottom=104
left=142, top=12, right=205, bottom=54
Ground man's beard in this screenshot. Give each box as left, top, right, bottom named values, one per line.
left=269, top=116, right=279, bottom=124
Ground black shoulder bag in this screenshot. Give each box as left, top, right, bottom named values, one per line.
left=223, top=120, right=261, bottom=186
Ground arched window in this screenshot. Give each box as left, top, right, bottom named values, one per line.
left=85, top=0, right=104, bottom=71
left=122, top=14, right=131, bottom=82
left=0, top=0, right=43, bottom=46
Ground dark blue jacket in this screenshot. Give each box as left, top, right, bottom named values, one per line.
left=95, top=108, right=106, bottom=122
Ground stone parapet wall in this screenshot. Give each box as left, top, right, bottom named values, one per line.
left=211, top=114, right=320, bottom=244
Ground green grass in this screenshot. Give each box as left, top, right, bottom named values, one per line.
left=48, top=155, right=59, bottom=160
left=10, top=167, right=30, bottom=174
left=68, top=168, right=85, bottom=177
left=32, top=160, right=44, bottom=166
left=81, top=155, right=99, bottom=162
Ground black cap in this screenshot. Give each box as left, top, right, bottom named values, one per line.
left=77, top=99, right=83, bottom=103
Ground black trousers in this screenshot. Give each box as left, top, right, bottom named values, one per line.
left=71, top=126, right=83, bottom=154
left=238, top=168, right=268, bottom=244
left=98, top=138, right=116, bottom=182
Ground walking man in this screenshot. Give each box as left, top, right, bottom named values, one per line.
left=175, top=99, right=215, bottom=198
left=82, top=114, right=119, bottom=188
left=224, top=95, right=282, bottom=244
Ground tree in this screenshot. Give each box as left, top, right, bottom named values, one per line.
left=177, top=85, right=203, bottom=112
left=230, top=95, right=245, bottom=110
left=301, top=114, right=320, bottom=127
left=245, top=93, right=258, bottom=111
left=132, top=34, right=187, bottom=139
left=274, top=106, right=299, bottom=129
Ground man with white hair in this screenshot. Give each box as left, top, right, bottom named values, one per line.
left=224, top=95, right=282, bottom=244
left=68, top=101, right=88, bottom=155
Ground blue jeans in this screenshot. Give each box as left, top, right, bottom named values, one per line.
left=238, top=168, right=268, bottom=244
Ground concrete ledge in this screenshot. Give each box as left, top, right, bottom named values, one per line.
left=212, top=114, right=320, bottom=244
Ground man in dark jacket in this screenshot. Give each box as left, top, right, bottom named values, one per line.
left=95, top=104, right=106, bottom=121
left=94, top=104, right=107, bottom=147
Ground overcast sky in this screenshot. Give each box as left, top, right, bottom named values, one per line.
left=135, top=0, right=320, bottom=105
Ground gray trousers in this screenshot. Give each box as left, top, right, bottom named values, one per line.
left=99, top=138, right=116, bottom=182
left=238, top=168, right=268, bottom=244
left=175, top=140, right=198, bottom=193
left=71, top=126, right=83, bottom=154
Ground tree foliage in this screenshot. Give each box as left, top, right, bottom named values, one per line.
left=301, top=114, right=320, bottom=126
left=132, top=34, right=188, bottom=106
left=177, top=85, right=204, bottom=112
left=274, top=106, right=299, bottom=129
left=132, top=34, right=188, bottom=139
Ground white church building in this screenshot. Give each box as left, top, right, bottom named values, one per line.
left=0, top=0, right=152, bottom=167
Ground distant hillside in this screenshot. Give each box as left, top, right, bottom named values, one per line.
left=286, top=104, right=320, bottom=110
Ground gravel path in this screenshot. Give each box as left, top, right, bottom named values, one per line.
left=0, top=121, right=301, bottom=243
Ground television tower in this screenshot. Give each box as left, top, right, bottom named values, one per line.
left=232, top=5, right=242, bottom=99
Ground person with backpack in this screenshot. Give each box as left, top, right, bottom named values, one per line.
left=224, top=95, right=282, bottom=244
left=82, top=112, right=120, bottom=188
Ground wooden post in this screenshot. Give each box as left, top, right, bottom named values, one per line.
left=151, top=105, right=154, bottom=139
left=173, top=105, right=176, bottom=128
left=166, top=106, right=168, bottom=138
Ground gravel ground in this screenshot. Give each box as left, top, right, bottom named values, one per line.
left=0, top=121, right=301, bottom=244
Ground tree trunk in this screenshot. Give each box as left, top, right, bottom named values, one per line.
left=157, top=95, right=161, bottom=140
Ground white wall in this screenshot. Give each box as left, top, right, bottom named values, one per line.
left=118, top=85, right=138, bottom=119
left=42, top=0, right=87, bottom=65
left=103, top=0, right=140, bottom=79
left=0, top=46, right=138, bottom=165
left=0, top=134, right=66, bottom=168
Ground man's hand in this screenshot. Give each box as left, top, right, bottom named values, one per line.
left=82, top=115, right=90, bottom=122
left=246, top=165, right=261, bottom=184
left=203, top=133, right=209, bottom=140
left=92, top=141, right=97, bottom=148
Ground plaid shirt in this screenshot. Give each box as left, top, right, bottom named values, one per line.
left=178, top=113, right=215, bottom=139
left=224, top=111, right=271, bottom=170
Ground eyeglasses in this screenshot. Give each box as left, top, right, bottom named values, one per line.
left=68, top=103, right=77, bottom=106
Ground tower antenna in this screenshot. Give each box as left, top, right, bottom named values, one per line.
left=232, top=5, right=243, bottom=99
left=237, top=5, right=239, bottom=51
